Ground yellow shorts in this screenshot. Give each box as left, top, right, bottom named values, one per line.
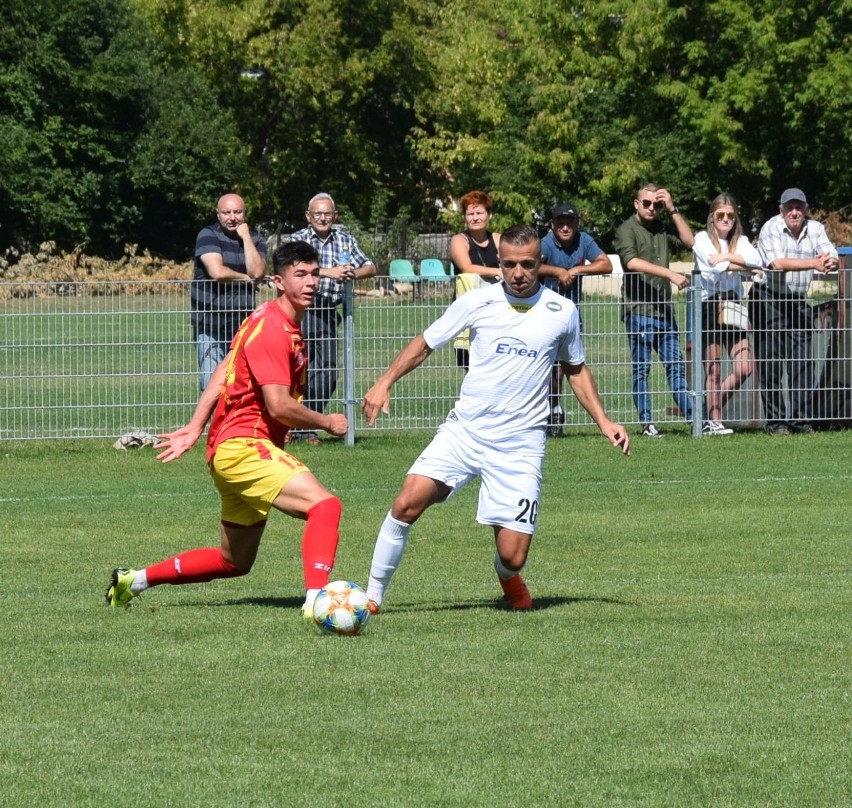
left=210, top=438, right=309, bottom=526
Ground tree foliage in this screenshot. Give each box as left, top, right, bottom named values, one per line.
left=0, top=0, right=243, bottom=256
left=4, top=0, right=849, bottom=256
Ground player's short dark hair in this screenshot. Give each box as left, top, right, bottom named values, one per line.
left=500, top=224, right=540, bottom=250
left=273, top=240, right=318, bottom=273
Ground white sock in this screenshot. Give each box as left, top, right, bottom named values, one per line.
left=131, top=569, right=149, bottom=595
left=304, top=588, right=320, bottom=608
left=494, top=552, right=520, bottom=581
left=366, top=512, right=412, bottom=606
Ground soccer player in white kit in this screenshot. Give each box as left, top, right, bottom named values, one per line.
left=361, top=225, right=630, bottom=612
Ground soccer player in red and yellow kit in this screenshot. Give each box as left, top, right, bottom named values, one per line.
left=106, top=240, right=348, bottom=617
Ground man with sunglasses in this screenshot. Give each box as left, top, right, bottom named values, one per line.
left=289, top=193, right=376, bottom=444
left=754, top=188, right=839, bottom=435
left=540, top=202, right=613, bottom=436
left=360, top=224, right=630, bottom=614
left=614, top=183, right=695, bottom=437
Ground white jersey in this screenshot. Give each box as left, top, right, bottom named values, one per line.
left=423, top=281, right=584, bottom=448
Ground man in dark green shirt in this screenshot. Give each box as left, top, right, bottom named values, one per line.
left=613, top=183, right=694, bottom=437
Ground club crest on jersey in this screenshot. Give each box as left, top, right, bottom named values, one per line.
left=494, top=336, right=538, bottom=359
left=546, top=301, right=563, bottom=312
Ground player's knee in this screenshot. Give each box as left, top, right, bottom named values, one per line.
left=309, top=495, right=342, bottom=524
left=220, top=552, right=253, bottom=576
left=497, top=549, right=527, bottom=572
left=390, top=490, right=431, bottom=524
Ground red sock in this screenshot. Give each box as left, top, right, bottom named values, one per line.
left=145, top=547, right=244, bottom=587
left=302, top=497, right=342, bottom=589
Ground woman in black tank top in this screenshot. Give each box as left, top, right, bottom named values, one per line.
left=449, top=191, right=503, bottom=369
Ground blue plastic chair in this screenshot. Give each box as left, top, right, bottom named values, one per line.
left=388, top=259, right=419, bottom=283
left=419, top=258, right=451, bottom=280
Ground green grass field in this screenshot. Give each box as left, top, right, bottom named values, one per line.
left=1, top=432, right=849, bottom=807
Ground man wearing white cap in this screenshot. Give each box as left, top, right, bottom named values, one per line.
left=754, top=188, right=839, bottom=435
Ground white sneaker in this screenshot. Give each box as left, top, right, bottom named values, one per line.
left=703, top=420, right=733, bottom=436
left=641, top=423, right=662, bottom=438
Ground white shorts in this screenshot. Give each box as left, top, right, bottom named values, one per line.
left=407, top=421, right=543, bottom=535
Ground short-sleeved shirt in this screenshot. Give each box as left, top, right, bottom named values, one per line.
left=191, top=224, right=268, bottom=341
left=424, top=282, right=584, bottom=449
left=288, top=225, right=371, bottom=306
left=613, top=216, right=681, bottom=318
left=692, top=231, right=762, bottom=300
left=540, top=230, right=605, bottom=304
left=206, top=301, right=308, bottom=462
left=758, top=214, right=838, bottom=296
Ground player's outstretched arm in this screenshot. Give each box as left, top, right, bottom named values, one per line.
left=157, top=353, right=230, bottom=463
left=564, top=362, right=631, bottom=456
left=362, top=335, right=433, bottom=426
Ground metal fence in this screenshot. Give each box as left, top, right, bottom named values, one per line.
left=2, top=260, right=852, bottom=441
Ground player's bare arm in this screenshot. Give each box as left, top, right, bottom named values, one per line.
left=263, top=384, right=348, bottom=437
left=157, top=354, right=230, bottom=463
left=362, top=335, right=434, bottom=425
left=564, top=362, right=631, bottom=456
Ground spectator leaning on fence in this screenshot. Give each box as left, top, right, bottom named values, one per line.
left=753, top=188, right=839, bottom=436
left=613, top=183, right=695, bottom=438
left=289, top=193, right=375, bottom=445
left=449, top=190, right=502, bottom=370
left=692, top=194, right=764, bottom=436
left=539, top=202, right=612, bottom=437
left=190, top=193, right=267, bottom=391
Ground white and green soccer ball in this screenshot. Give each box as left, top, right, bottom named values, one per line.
left=312, top=580, right=371, bottom=636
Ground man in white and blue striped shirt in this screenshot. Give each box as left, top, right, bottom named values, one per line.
left=754, top=188, right=839, bottom=435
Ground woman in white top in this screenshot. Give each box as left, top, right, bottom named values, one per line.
left=693, top=194, right=764, bottom=433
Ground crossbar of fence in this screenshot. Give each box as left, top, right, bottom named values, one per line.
left=2, top=265, right=851, bottom=442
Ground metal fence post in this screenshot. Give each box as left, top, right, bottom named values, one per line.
left=342, top=279, right=356, bottom=446
left=689, top=271, right=704, bottom=437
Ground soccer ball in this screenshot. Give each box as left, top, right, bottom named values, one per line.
left=312, top=580, right=372, bottom=636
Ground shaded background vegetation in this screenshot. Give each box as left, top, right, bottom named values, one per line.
left=1, top=0, right=849, bottom=259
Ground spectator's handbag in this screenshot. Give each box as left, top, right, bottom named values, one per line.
left=717, top=298, right=750, bottom=330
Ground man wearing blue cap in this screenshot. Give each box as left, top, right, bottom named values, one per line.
left=754, top=188, right=839, bottom=435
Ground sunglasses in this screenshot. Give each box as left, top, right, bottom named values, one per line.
left=640, top=200, right=663, bottom=210
left=714, top=211, right=736, bottom=222
left=499, top=259, right=538, bottom=270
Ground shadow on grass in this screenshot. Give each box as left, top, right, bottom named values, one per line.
left=166, top=594, right=632, bottom=611
left=168, top=596, right=305, bottom=609
left=390, top=594, right=632, bottom=614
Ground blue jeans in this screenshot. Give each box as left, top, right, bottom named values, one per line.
left=196, top=331, right=229, bottom=392
left=625, top=312, right=692, bottom=424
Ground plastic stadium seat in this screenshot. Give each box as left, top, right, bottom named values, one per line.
left=419, top=258, right=451, bottom=280
left=388, top=259, right=419, bottom=282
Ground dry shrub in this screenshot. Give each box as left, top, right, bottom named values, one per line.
left=819, top=207, right=852, bottom=251
left=0, top=243, right=192, bottom=299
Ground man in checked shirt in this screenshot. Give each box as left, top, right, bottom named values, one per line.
left=289, top=193, right=376, bottom=443
left=754, top=188, right=839, bottom=435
